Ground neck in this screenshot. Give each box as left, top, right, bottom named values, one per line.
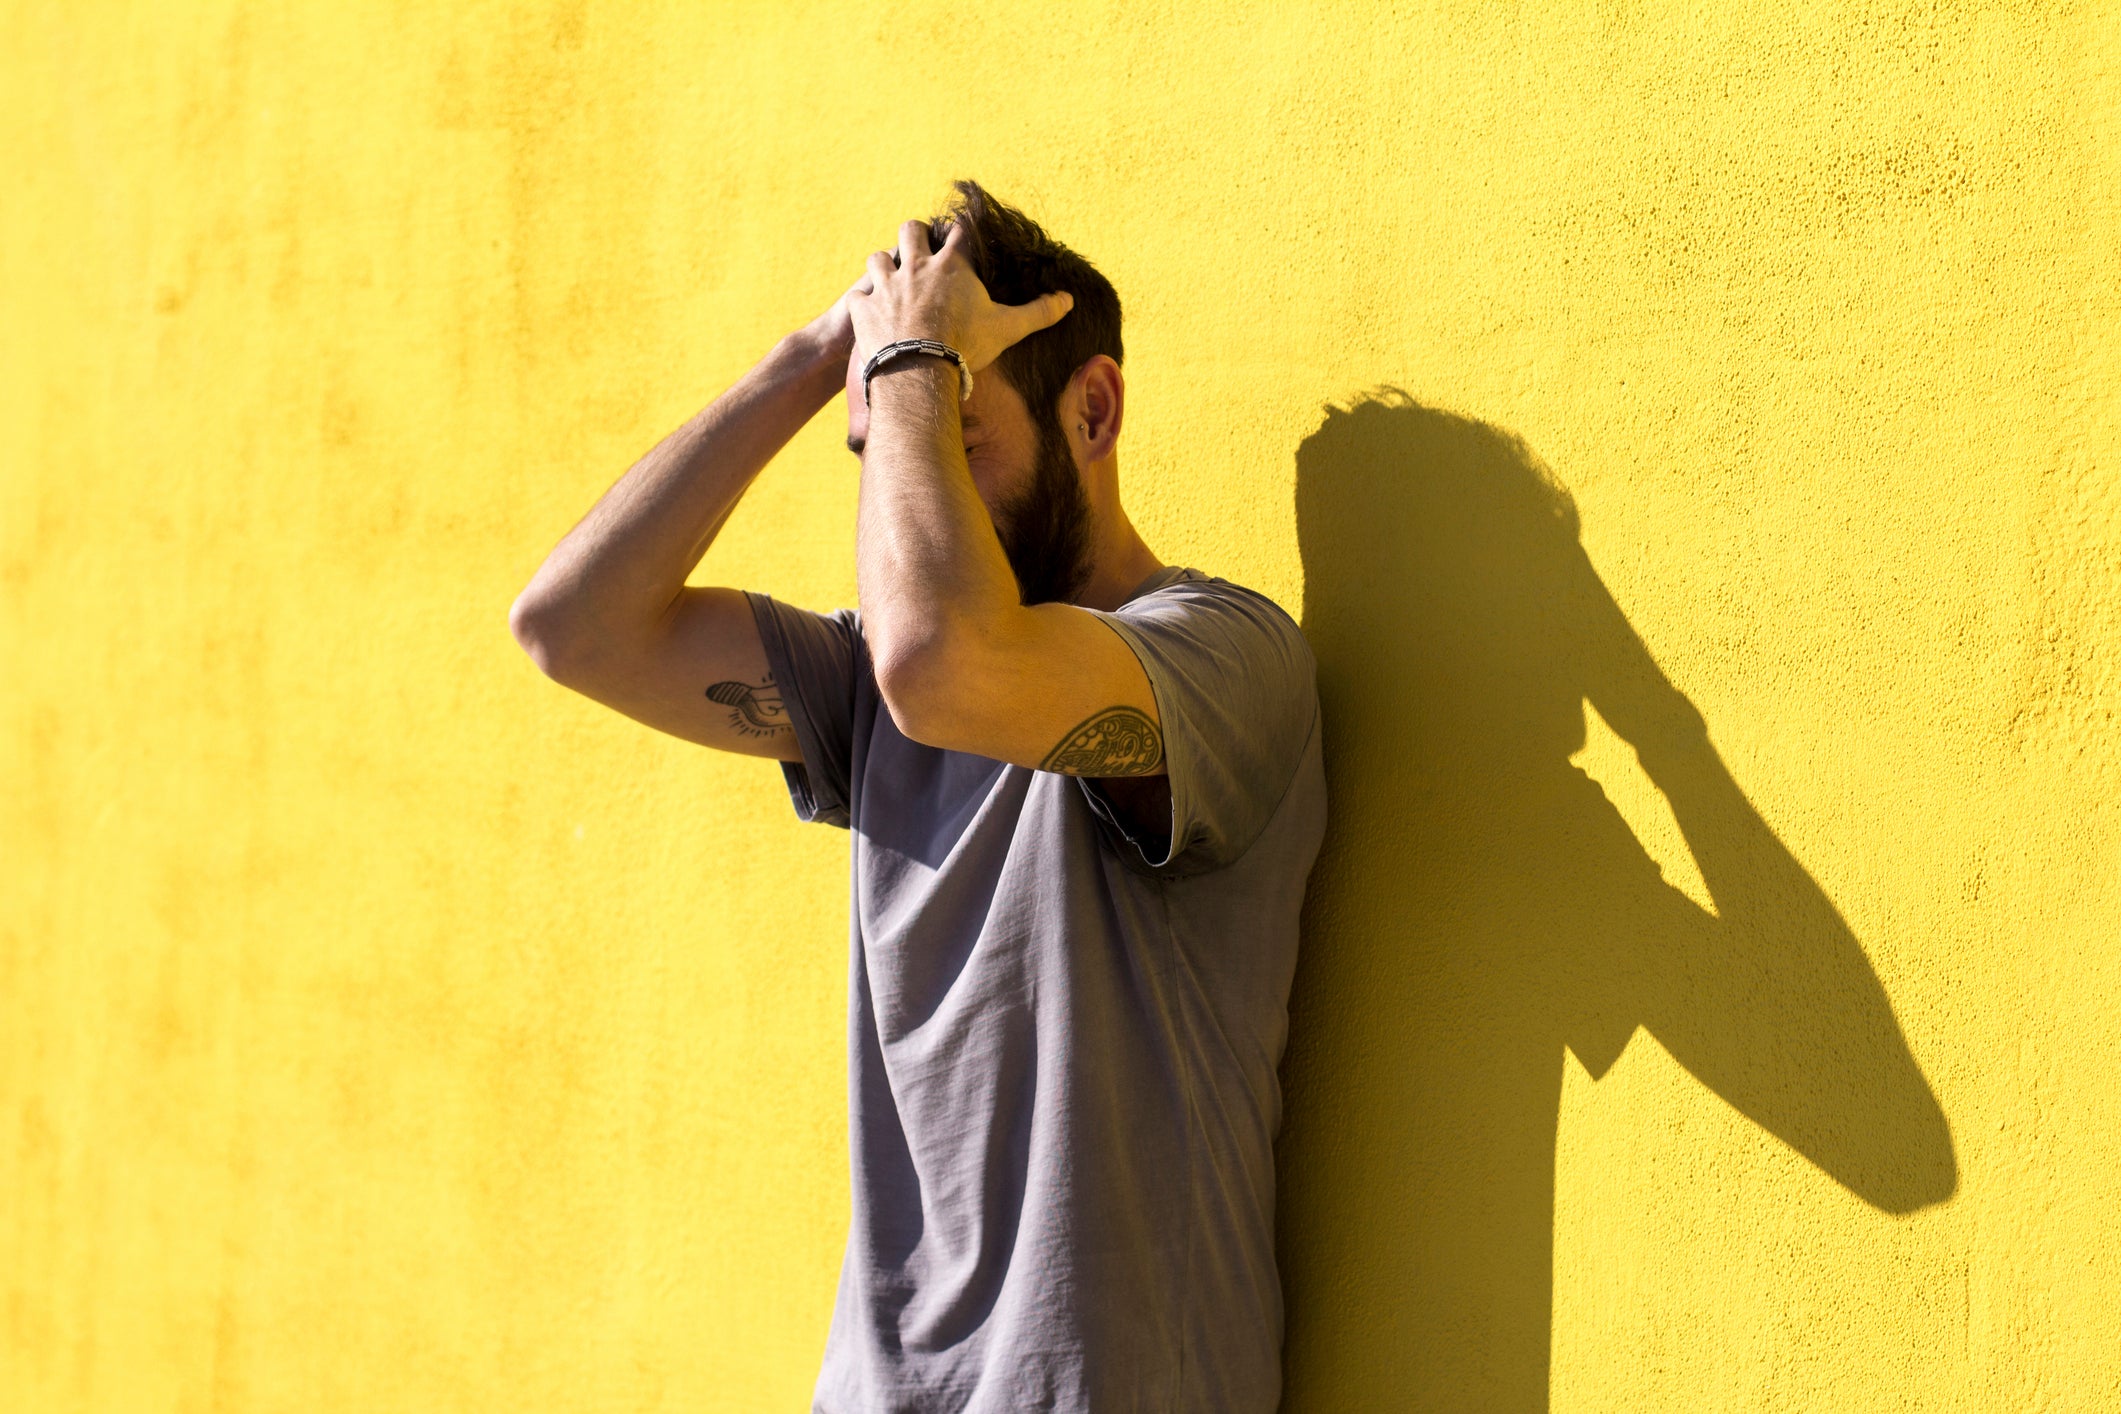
left=1071, top=456, right=1166, bottom=611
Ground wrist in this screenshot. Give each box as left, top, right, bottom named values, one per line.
left=777, top=321, right=854, bottom=390
left=864, top=356, right=960, bottom=399
left=862, top=338, right=973, bottom=402
left=1631, top=704, right=1712, bottom=782
left=862, top=359, right=963, bottom=431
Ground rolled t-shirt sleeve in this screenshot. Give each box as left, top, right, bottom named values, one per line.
left=1084, top=576, right=1319, bottom=876
left=744, top=592, right=864, bottom=829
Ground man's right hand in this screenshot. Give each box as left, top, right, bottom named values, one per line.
left=797, top=269, right=872, bottom=373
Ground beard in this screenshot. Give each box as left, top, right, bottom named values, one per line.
left=993, top=410, right=1095, bottom=606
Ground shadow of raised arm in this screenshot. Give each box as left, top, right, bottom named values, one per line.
left=1580, top=566, right=1958, bottom=1210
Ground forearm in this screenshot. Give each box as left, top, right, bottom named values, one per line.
left=513, top=323, right=846, bottom=657
left=856, top=363, right=1025, bottom=679
left=1645, top=738, right=1838, bottom=937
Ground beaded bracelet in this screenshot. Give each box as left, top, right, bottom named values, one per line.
left=861, top=338, right=974, bottom=403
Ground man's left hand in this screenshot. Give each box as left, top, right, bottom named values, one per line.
left=848, top=219, right=1074, bottom=372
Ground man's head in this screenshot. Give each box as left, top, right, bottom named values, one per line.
left=846, top=181, right=1124, bottom=605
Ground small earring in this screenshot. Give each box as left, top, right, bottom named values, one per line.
left=1078, top=423, right=1088, bottom=435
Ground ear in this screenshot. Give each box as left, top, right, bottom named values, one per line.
left=1068, top=355, right=1125, bottom=460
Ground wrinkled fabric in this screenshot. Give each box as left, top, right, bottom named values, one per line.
left=747, top=567, right=1326, bottom=1414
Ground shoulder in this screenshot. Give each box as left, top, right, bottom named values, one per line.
left=1110, top=569, right=1313, bottom=667
left=1088, top=570, right=1320, bottom=874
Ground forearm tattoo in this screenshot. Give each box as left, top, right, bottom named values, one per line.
left=1039, top=707, right=1164, bottom=776
left=704, top=674, right=792, bottom=740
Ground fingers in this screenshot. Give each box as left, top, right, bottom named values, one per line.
left=1006, top=289, right=1076, bottom=340
left=896, top=219, right=935, bottom=269
left=869, top=218, right=959, bottom=293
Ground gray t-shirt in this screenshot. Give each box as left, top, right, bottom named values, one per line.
left=747, top=566, right=1326, bottom=1414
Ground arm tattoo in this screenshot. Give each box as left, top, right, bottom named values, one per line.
left=704, top=674, right=792, bottom=740
left=1039, top=707, right=1164, bottom=776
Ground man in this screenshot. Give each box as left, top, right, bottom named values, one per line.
left=509, top=181, right=1325, bottom=1412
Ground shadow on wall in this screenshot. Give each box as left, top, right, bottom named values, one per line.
left=1274, top=391, right=1958, bottom=1412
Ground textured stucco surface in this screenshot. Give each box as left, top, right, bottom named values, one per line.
left=4, top=3, right=2117, bottom=1410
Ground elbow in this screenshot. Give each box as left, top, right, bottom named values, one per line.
left=870, top=618, right=975, bottom=748
left=509, top=592, right=594, bottom=682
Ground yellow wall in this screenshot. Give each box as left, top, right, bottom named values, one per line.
left=5, top=3, right=2116, bottom=1409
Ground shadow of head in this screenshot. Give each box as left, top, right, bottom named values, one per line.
left=1276, top=390, right=1956, bottom=1409
left=1297, top=388, right=1600, bottom=768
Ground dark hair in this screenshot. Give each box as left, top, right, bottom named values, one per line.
left=928, top=180, right=1122, bottom=427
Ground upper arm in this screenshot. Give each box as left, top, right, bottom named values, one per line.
left=903, top=581, right=1319, bottom=874
left=883, top=601, right=1167, bottom=776
left=518, top=586, right=803, bottom=761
